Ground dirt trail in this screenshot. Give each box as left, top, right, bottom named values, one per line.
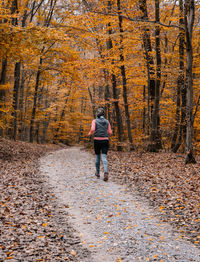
left=40, top=147, right=200, bottom=262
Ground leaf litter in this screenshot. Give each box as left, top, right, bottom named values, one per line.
left=108, top=150, right=200, bottom=246
left=0, top=139, right=90, bottom=261
left=1, top=139, right=200, bottom=261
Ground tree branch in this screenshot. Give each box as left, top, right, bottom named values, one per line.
left=85, top=9, right=183, bottom=30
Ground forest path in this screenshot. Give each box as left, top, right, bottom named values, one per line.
left=39, top=147, right=200, bottom=262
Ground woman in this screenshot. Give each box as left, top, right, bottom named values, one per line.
left=88, top=107, right=112, bottom=181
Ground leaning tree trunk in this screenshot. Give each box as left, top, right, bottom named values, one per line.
left=117, top=0, right=134, bottom=151
left=184, top=0, right=196, bottom=164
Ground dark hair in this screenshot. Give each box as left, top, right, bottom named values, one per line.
left=96, top=107, right=104, bottom=118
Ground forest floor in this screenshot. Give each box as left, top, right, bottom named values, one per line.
left=0, top=139, right=200, bottom=261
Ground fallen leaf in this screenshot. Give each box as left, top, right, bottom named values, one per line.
left=70, top=250, right=76, bottom=256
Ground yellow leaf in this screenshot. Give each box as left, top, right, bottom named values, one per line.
left=38, top=236, right=45, bottom=239
left=125, top=226, right=132, bottom=229
left=42, top=223, right=47, bottom=227
left=159, top=206, right=164, bottom=211
left=104, top=232, right=109, bottom=234
left=89, top=245, right=94, bottom=247
left=153, top=255, right=158, bottom=259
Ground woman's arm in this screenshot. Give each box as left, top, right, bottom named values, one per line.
left=108, top=122, right=112, bottom=136
left=88, top=120, right=96, bottom=135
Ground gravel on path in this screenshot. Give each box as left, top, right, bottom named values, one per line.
left=40, top=147, right=200, bottom=262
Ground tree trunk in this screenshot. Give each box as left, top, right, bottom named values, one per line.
left=184, top=0, right=196, bottom=163
left=0, top=59, right=7, bottom=135
left=42, top=118, right=50, bottom=143
left=88, top=87, right=96, bottom=118
left=139, top=0, right=163, bottom=151
left=117, top=0, right=134, bottom=151
left=11, top=0, right=18, bottom=26
left=0, top=59, right=7, bottom=86
left=78, top=97, right=85, bottom=143
left=12, top=62, right=21, bottom=140
left=107, top=0, right=123, bottom=151
left=143, top=85, right=146, bottom=132
left=151, top=0, right=162, bottom=150
left=19, top=69, right=25, bottom=140
left=36, top=122, right=40, bottom=143
left=95, top=38, right=111, bottom=124
left=29, top=57, right=42, bottom=142
left=111, top=72, right=124, bottom=151
left=10, top=0, right=20, bottom=140
left=29, top=0, right=55, bottom=143
left=142, top=0, right=162, bottom=151
left=54, top=90, right=71, bottom=140
left=0, top=59, right=7, bottom=136
left=171, top=81, right=181, bottom=151
left=179, top=0, right=186, bottom=151
left=139, top=0, right=155, bottom=120
left=171, top=0, right=186, bottom=153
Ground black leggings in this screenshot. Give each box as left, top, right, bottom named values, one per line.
left=94, top=140, right=109, bottom=155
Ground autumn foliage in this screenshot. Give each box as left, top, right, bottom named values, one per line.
left=0, top=0, right=200, bottom=159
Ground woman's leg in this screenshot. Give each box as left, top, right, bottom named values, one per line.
left=101, top=140, right=109, bottom=181
left=101, top=153, right=108, bottom=173
left=95, top=154, right=101, bottom=175
left=94, top=140, right=101, bottom=177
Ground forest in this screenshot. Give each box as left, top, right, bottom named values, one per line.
left=0, top=0, right=200, bottom=162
